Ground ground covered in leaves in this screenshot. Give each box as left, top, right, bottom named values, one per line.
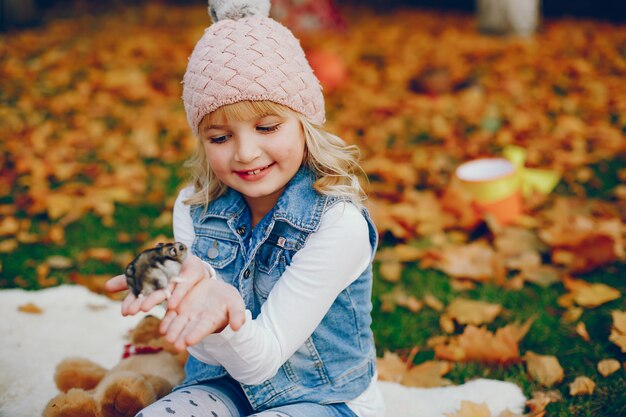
left=1, top=3, right=625, bottom=416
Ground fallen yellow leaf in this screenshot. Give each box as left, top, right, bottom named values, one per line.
left=379, top=286, right=423, bottom=313
left=597, top=359, right=620, bottom=377
left=444, top=401, right=490, bottom=417
left=379, top=261, right=403, bottom=282
left=575, top=322, right=590, bottom=342
left=376, top=244, right=425, bottom=262
left=609, top=310, right=626, bottom=352
left=561, top=307, right=583, bottom=323
left=445, top=298, right=502, bottom=326
left=424, top=294, right=444, bottom=312
left=563, top=276, right=621, bottom=308
left=432, top=242, right=496, bottom=281
left=435, top=319, right=533, bottom=364
left=569, top=376, right=595, bottom=396
left=377, top=351, right=407, bottom=384
left=402, top=360, right=453, bottom=388
left=524, top=352, right=565, bottom=387
left=18, top=302, right=43, bottom=314
left=0, top=216, right=20, bottom=236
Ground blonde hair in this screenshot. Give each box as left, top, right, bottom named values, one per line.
left=183, top=100, right=366, bottom=208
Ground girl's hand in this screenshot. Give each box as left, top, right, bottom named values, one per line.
left=160, top=277, right=246, bottom=351
left=104, top=254, right=212, bottom=316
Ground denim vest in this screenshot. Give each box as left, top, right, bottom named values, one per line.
left=179, top=168, right=378, bottom=410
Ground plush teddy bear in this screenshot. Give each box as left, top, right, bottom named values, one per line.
left=43, top=316, right=187, bottom=417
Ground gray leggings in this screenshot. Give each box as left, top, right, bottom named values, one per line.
left=136, top=377, right=357, bottom=417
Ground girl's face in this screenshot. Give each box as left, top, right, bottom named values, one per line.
left=199, top=111, right=306, bottom=212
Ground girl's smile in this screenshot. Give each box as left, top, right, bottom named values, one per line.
left=234, top=162, right=276, bottom=180
left=199, top=112, right=306, bottom=223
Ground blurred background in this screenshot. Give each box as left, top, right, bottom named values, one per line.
left=2, top=0, right=626, bottom=29
left=1, top=0, right=625, bottom=415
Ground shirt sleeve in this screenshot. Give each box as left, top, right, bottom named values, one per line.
left=187, top=202, right=373, bottom=385
left=172, top=186, right=196, bottom=248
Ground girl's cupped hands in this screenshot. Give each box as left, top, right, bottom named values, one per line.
left=105, top=253, right=210, bottom=315
left=159, top=277, right=246, bottom=350
left=105, top=254, right=246, bottom=350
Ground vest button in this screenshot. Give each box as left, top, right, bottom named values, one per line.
left=236, top=226, right=246, bottom=235
left=243, top=269, right=251, bottom=278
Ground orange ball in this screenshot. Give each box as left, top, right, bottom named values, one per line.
left=307, top=49, right=348, bottom=92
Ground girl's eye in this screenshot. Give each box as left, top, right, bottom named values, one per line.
left=208, top=135, right=229, bottom=144
left=257, top=124, right=280, bottom=133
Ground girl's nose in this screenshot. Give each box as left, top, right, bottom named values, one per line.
left=234, top=134, right=261, bottom=163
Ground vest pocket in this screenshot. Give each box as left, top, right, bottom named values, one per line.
left=255, top=244, right=284, bottom=274
left=194, top=235, right=238, bottom=269
left=282, top=337, right=329, bottom=387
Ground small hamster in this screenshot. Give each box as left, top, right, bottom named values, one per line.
left=125, top=242, right=188, bottom=298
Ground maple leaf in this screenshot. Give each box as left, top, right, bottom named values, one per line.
left=434, top=319, right=533, bottom=364
left=430, top=242, right=497, bottom=281
left=444, top=298, right=502, bottom=326
left=597, top=359, right=621, bottom=377
left=0, top=216, right=20, bottom=236
left=376, top=351, right=408, bottom=384
left=540, top=215, right=624, bottom=273
left=569, top=376, right=595, bottom=396
left=378, top=261, right=403, bottom=282
left=527, top=390, right=562, bottom=416
left=524, top=351, right=565, bottom=387
left=375, top=244, right=425, bottom=262
left=401, top=360, right=453, bottom=388
left=379, top=286, right=423, bottom=313
left=377, top=350, right=452, bottom=388
left=575, top=322, right=590, bottom=342
left=609, top=310, right=626, bottom=352
left=424, top=294, right=444, bottom=312
left=562, top=276, right=621, bottom=308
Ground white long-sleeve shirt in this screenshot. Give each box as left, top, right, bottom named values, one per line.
left=173, top=186, right=385, bottom=417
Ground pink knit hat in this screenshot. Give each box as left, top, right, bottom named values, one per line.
left=183, top=0, right=325, bottom=137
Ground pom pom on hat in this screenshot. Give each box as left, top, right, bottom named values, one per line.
left=208, top=0, right=271, bottom=23
left=183, top=0, right=325, bottom=137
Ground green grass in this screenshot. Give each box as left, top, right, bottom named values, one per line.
left=1, top=159, right=625, bottom=417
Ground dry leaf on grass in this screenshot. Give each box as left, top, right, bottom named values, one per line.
left=375, top=244, right=425, bottom=262
left=527, top=390, right=562, bottom=416
left=524, top=351, right=564, bottom=387
left=597, top=359, right=621, bottom=377
left=424, top=294, right=444, bottom=311
left=429, top=242, right=497, bottom=281
left=609, top=310, right=626, bottom=352
left=575, top=322, right=590, bottom=342
left=444, top=298, right=502, bottom=326
left=377, top=351, right=409, bottom=383
left=540, top=216, right=624, bottom=273
left=561, top=307, right=583, bottom=323
left=434, top=319, right=533, bottom=364
left=378, top=261, right=403, bottom=282
left=562, top=276, right=621, bottom=308
left=402, top=360, right=453, bottom=388
left=569, top=376, right=595, bottom=396
left=377, top=350, right=453, bottom=388
left=46, top=255, right=74, bottom=269
left=379, top=287, right=423, bottom=313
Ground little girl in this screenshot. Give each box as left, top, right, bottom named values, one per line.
left=107, top=0, right=383, bottom=416
left=106, top=1, right=526, bottom=416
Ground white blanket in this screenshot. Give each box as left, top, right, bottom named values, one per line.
left=0, top=285, right=526, bottom=417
